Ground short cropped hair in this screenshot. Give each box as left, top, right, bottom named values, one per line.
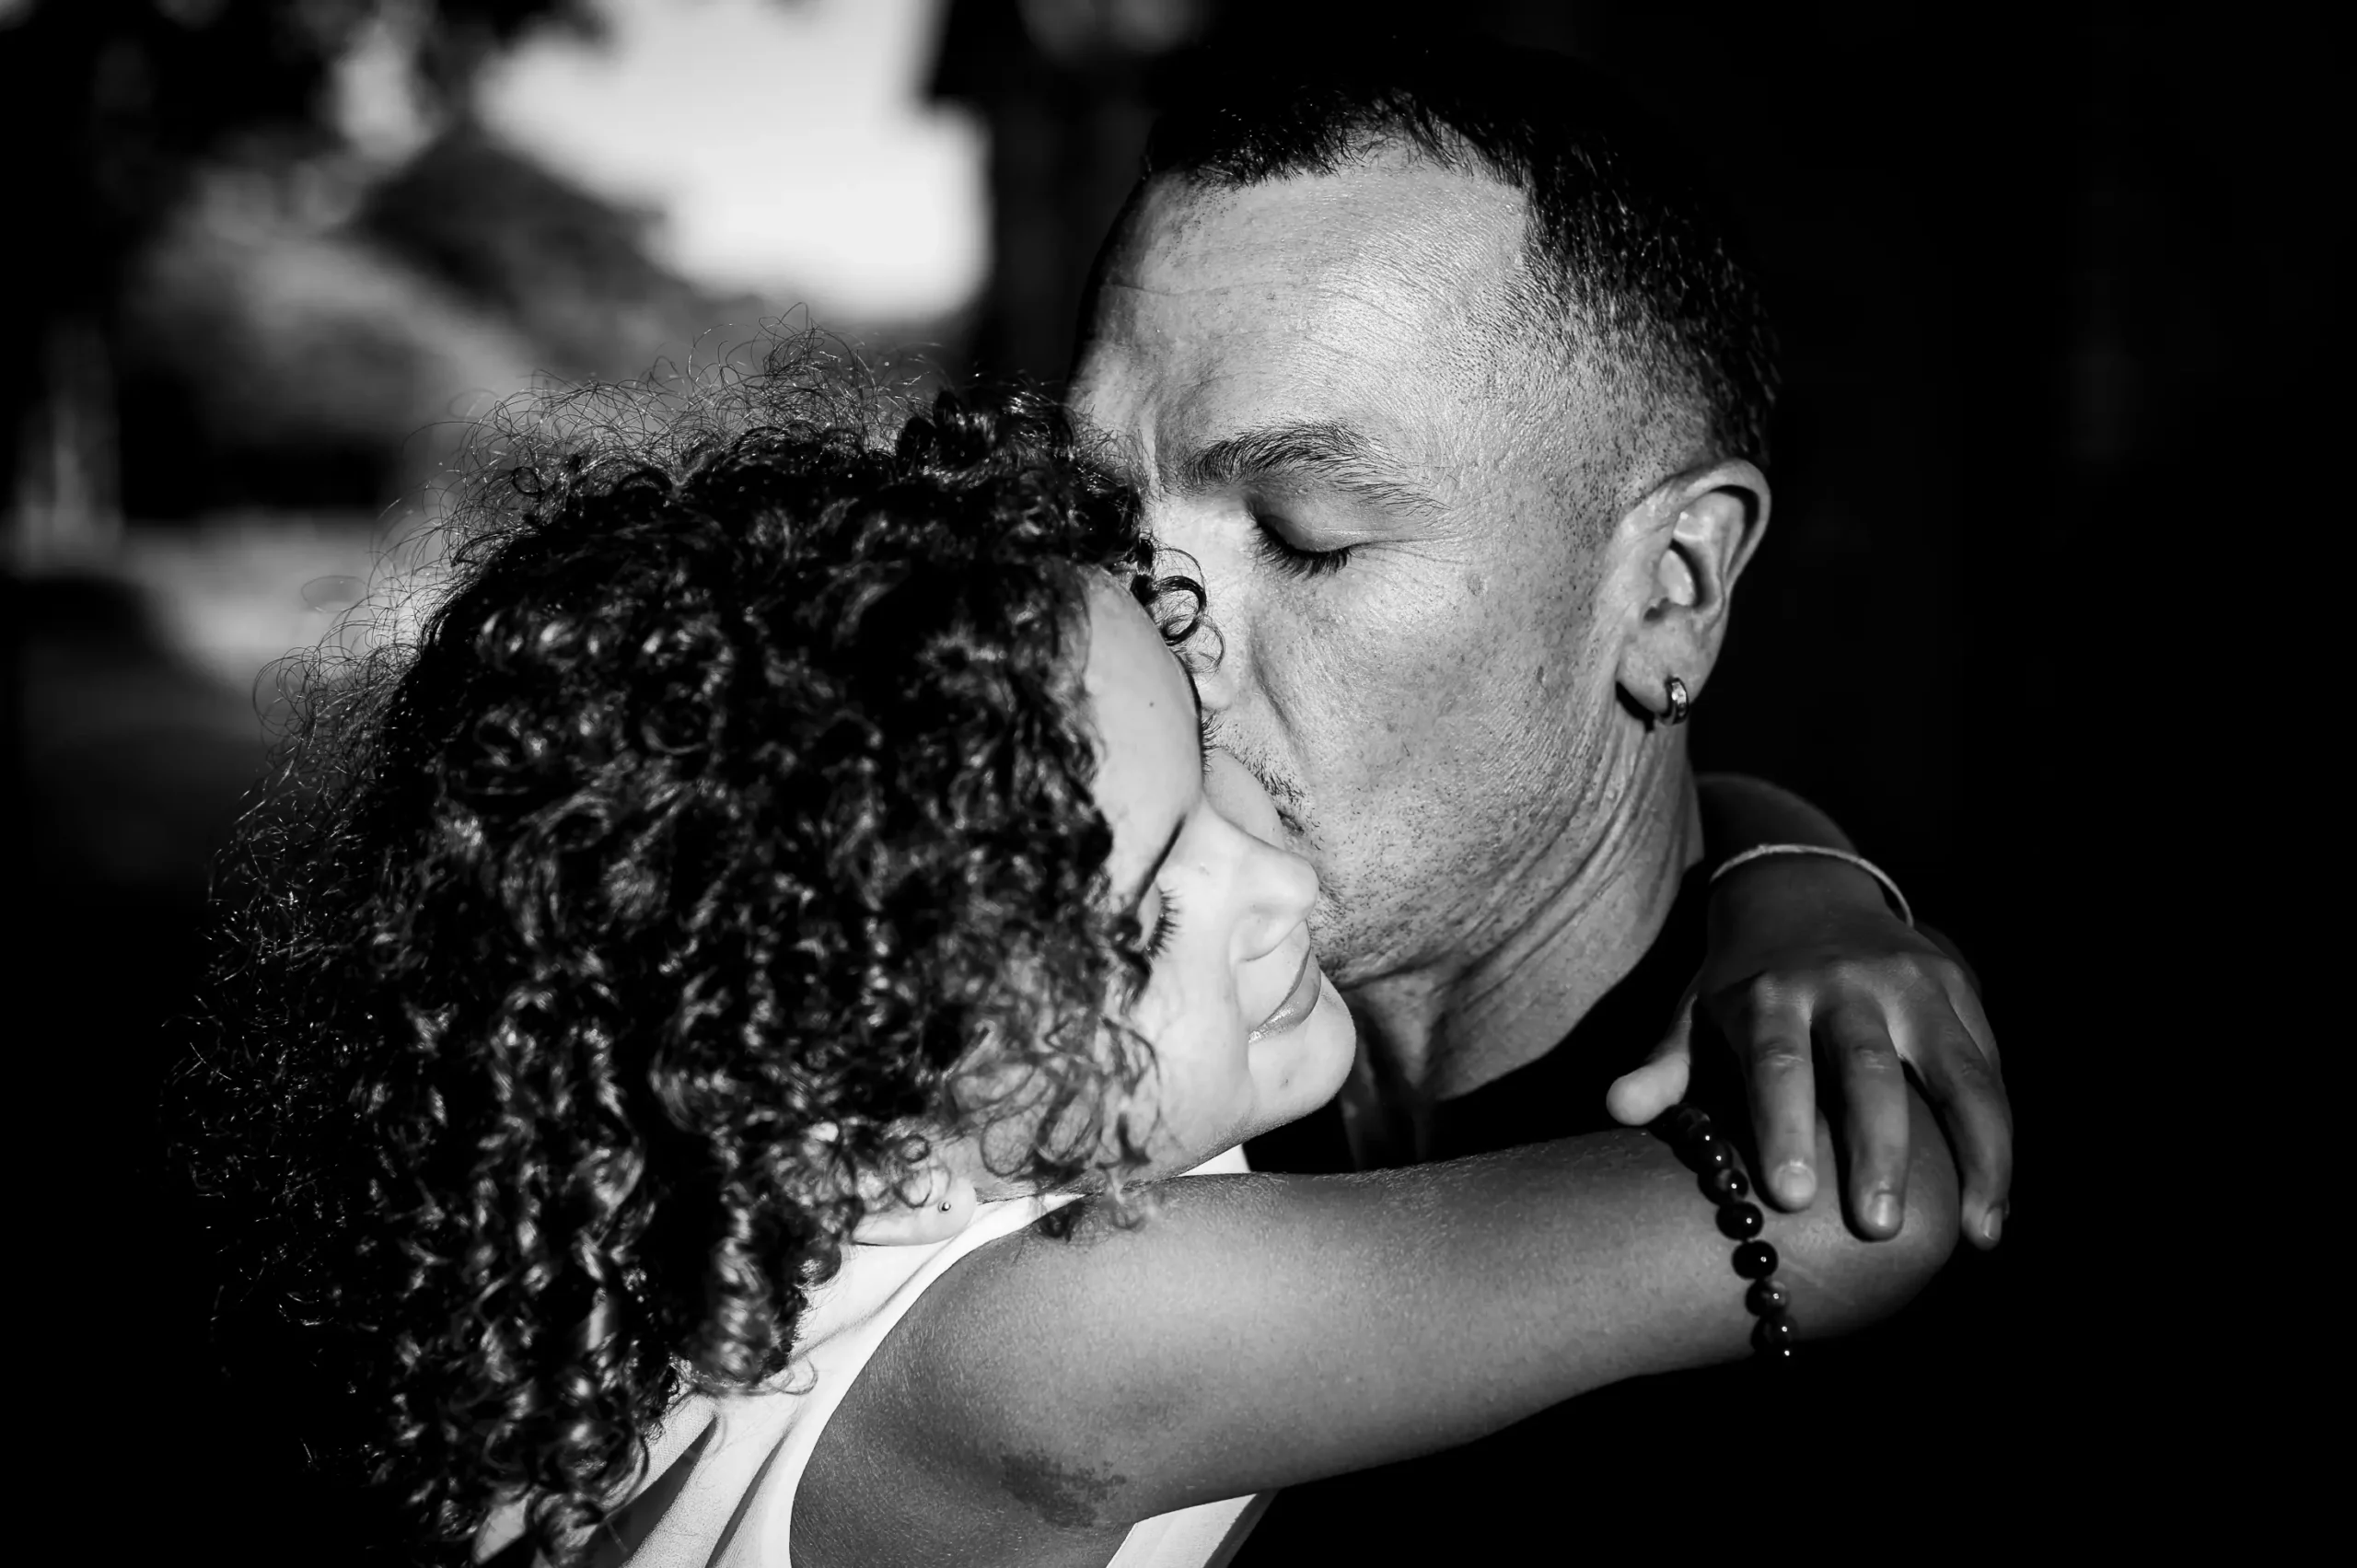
left=1143, top=37, right=1778, bottom=467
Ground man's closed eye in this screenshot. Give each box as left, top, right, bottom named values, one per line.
left=1251, top=515, right=1353, bottom=579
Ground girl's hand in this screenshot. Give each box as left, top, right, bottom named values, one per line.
left=1608, top=854, right=2011, bottom=1249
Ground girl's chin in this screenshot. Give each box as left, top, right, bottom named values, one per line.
left=1254, top=978, right=1359, bottom=1118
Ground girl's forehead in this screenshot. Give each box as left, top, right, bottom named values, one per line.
left=1080, top=578, right=1200, bottom=883
left=1079, top=575, right=1183, bottom=695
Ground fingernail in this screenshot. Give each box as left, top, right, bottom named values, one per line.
left=1982, top=1204, right=2006, bottom=1244
left=1775, top=1161, right=1815, bottom=1203
left=1865, top=1191, right=1899, bottom=1232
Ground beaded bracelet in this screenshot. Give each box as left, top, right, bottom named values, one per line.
left=1658, top=1103, right=1797, bottom=1361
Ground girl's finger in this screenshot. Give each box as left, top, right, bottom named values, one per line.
left=1944, top=970, right=2003, bottom=1073
left=1917, top=979, right=2012, bottom=1247
left=1820, top=1004, right=1911, bottom=1238
left=1729, top=989, right=1819, bottom=1211
left=1607, top=982, right=1697, bottom=1125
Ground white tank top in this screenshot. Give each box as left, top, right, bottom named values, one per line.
left=480, top=1148, right=1262, bottom=1568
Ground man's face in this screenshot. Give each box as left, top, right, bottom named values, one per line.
left=1070, top=156, right=1647, bottom=987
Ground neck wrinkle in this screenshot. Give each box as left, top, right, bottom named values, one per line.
left=1341, top=738, right=1701, bottom=1152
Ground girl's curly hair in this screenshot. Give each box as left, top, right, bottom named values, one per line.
left=176, top=353, right=1204, bottom=1563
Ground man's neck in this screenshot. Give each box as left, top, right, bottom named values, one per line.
left=1337, top=746, right=1703, bottom=1165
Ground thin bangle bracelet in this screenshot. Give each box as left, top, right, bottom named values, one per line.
left=1709, top=843, right=1915, bottom=928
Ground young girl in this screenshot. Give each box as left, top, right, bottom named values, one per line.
left=183, top=373, right=1958, bottom=1568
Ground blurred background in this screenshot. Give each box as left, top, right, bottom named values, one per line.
left=4, top=0, right=2291, bottom=1551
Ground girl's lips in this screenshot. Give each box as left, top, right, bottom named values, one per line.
left=1248, top=945, right=1324, bottom=1042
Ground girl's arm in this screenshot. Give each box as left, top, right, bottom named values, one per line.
left=1635, top=773, right=2010, bottom=1249
left=1697, top=770, right=1861, bottom=857
left=852, top=1086, right=1956, bottom=1554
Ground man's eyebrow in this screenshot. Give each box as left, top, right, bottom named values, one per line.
left=1162, top=421, right=1441, bottom=516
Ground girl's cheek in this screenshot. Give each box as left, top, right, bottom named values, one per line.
left=1147, top=935, right=1228, bottom=1028
left=1134, top=973, right=1188, bottom=1044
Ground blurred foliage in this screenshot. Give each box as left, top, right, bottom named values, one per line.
left=5, top=0, right=809, bottom=525
left=0, top=0, right=600, bottom=503
left=355, top=122, right=766, bottom=381
left=3, top=0, right=597, bottom=297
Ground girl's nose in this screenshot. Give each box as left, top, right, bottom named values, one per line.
left=1255, top=841, right=1318, bottom=930
left=1204, top=752, right=1318, bottom=955
left=1235, top=838, right=1319, bottom=964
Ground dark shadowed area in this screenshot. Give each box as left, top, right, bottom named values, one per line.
left=944, top=2, right=2287, bottom=1538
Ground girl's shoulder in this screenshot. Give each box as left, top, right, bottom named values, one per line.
left=793, top=1149, right=1255, bottom=1567
left=790, top=1218, right=1137, bottom=1568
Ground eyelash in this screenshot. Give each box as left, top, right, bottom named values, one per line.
left=1142, top=710, right=1220, bottom=964
left=1144, top=889, right=1182, bottom=958
left=1251, top=518, right=1353, bottom=579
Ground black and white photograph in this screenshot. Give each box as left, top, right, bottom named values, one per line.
left=6, top=2, right=2289, bottom=1562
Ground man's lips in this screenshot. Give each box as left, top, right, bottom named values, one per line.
left=1248, top=944, right=1324, bottom=1042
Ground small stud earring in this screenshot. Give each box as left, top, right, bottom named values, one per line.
left=939, top=1199, right=954, bottom=1213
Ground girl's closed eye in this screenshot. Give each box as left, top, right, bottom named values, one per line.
left=1145, top=889, right=1182, bottom=958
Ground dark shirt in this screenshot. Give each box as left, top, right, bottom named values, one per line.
left=1232, top=866, right=1931, bottom=1561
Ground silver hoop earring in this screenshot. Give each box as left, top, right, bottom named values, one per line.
left=1663, top=676, right=1691, bottom=726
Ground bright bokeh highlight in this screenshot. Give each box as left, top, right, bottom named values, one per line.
left=479, top=0, right=986, bottom=321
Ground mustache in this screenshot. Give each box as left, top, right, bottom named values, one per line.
left=1202, top=718, right=1311, bottom=830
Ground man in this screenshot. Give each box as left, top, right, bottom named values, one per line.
left=1067, top=39, right=2013, bottom=1549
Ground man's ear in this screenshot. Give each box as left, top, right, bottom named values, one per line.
left=1613, top=459, right=1771, bottom=719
